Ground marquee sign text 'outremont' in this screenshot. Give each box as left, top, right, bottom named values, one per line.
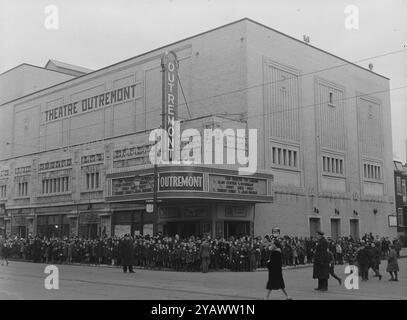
left=44, top=84, right=138, bottom=122
left=161, top=51, right=178, bottom=162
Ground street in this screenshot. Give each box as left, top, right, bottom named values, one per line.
left=0, top=259, right=406, bottom=300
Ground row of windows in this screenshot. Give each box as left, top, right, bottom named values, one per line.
left=271, top=146, right=298, bottom=168
left=322, top=156, right=344, bottom=175
left=42, top=177, right=70, bottom=195
left=18, top=182, right=28, bottom=197
left=364, top=163, right=382, bottom=181
left=0, top=172, right=102, bottom=198
left=0, top=185, right=6, bottom=198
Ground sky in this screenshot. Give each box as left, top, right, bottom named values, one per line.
left=0, top=0, right=406, bottom=162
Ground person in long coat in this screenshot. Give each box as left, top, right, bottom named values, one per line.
left=119, top=234, right=134, bottom=273
left=199, top=240, right=210, bottom=273
left=0, top=235, right=5, bottom=266
left=386, top=245, right=399, bottom=281
left=264, top=241, right=292, bottom=300
left=312, top=231, right=330, bottom=291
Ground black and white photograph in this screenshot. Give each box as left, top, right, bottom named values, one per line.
left=0, top=0, right=406, bottom=307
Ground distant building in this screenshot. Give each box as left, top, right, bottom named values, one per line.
left=394, top=161, right=407, bottom=243
left=0, top=18, right=397, bottom=240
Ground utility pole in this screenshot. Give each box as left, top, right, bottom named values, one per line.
left=153, top=164, right=158, bottom=235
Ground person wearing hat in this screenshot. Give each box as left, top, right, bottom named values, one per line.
left=312, top=231, right=330, bottom=291
left=119, top=234, right=135, bottom=273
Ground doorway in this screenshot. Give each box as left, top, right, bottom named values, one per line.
left=309, top=217, right=321, bottom=237
left=164, top=221, right=200, bottom=238
left=350, top=219, right=359, bottom=240
left=330, top=219, right=341, bottom=241
left=224, top=221, right=250, bottom=239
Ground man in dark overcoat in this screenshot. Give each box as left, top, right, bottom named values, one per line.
left=313, top=231, right=330, bottom=291
left=119, top=234, right=134, bottom=273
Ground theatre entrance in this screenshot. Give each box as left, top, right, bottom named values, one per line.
left=224, top=221, right=250, bottom=239
left=164, top=221, right=200, bottom=238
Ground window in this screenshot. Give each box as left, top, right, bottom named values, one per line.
left=18, top=182, right=28, bottom=197
left=402, top=179, right=407, bottom=202
left=0, top=185, right=6, bottom=198
left=86, top=172, right=100, bottom=190
left=364, top=163, right=382, bottom=181
left=271, top=146, right=299, bottom=169
left=328, top=92, right=334, bottom=106
left=42, top=177, right=69, bottom=194
left=396, top=176, right=402, bottom=194
left=322, top=155, right=344, bottom=175
left=398, top=208, right=404, bottom=227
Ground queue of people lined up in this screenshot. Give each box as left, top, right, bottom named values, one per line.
left=0, top=232, right=403, bottom=272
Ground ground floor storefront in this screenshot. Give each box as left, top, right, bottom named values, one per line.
left=0, top=165, right=273, bottom=239
left=1, top=202, right=256, bottom=240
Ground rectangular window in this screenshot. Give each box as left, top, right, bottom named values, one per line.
left=398, top=208, right=404, bottom=227
left=329, top=92, right=334, bottom=105
left=95, top=172, right=99, bottom=189
left=402, top=179, right=407, bottom=202
left=272, top=147, right=276, bottom=164
left=0, top=185, right=6, bottom=198
left=364, top=162, right=382, bottom=182
left=271, top=145, right=299, bottom=169
left=86, top=173, right=90, bottom=190
left=18, top=182, right=28, bottom=197
left=85, top=172, right=100, bottom=190
left=396, top=176, right=402, bottom=194
left=322, top=155, right=345, bottom=176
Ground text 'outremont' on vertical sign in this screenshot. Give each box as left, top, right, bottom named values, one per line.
left=161, top=51, right=179, bottom=161
left=44, top=83, right=138, bottom=123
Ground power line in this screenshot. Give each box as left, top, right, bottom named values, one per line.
left=4, top=84, right=407, bottom=154
left=2, top=48, right=406, bottom=153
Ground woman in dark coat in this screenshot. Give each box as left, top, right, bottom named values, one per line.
left=264, top=241, right=292, bottom=300
left=386, top=245, right=399, bottom=281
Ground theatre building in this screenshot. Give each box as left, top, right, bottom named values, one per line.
left=0, top=18, right=397, bottom=239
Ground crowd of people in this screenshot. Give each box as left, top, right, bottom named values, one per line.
left=0, top=232, right=402, bottom=273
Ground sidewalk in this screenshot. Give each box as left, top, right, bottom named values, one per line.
left=8, top=248, right=407, bottom=272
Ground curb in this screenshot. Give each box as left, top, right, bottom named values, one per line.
left=8, top=254, right=406, bottom=272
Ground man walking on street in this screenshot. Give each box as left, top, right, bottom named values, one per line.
left=313, top=231, right=330, bottom=291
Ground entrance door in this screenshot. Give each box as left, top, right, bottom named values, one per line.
left=224, top=221, right=250, bottom=239
left=350, top=219, right=359, bottom=240
left=88, top=224, right=98, bottom=239
left=309, top=218, right=321, bottom=237
left=330, top=219, right=341, bottom=241
left=18, top=226, right=27, bottom=238
left=164, top=221, right=199, bottom=238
